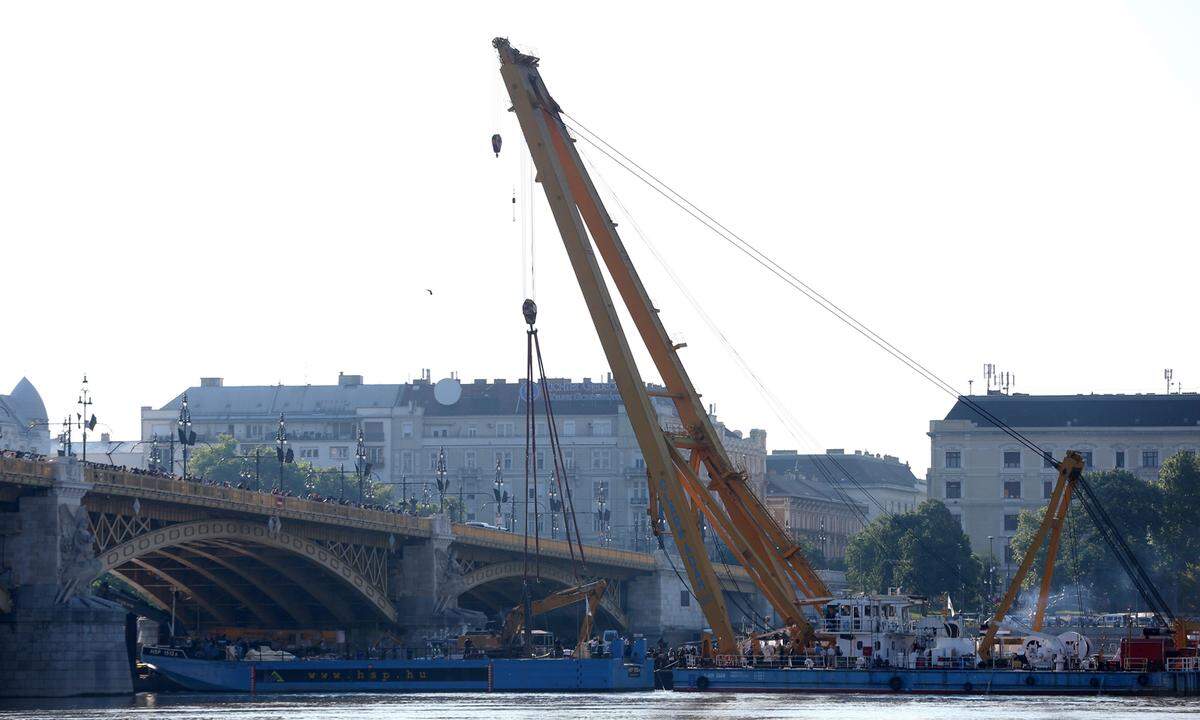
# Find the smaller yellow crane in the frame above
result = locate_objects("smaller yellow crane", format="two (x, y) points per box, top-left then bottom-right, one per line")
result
(459, 579), (609, 658)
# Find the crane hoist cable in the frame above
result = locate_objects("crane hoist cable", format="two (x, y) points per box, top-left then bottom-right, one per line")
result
(562, 112), (1051, 464)
(566, 111), (1186, 627)
(519, 298), (589, 579)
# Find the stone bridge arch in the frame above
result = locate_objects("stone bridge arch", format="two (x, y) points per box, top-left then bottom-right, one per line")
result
(456, 560), (627, 629)
(90, 519), (397, 623)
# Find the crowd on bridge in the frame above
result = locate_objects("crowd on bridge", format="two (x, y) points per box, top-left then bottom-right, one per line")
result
(2, 449), (426, 520)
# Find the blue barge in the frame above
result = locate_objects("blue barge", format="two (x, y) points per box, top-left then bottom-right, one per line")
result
(142, 638), (654, 693)
(671, 665), (1200, 695)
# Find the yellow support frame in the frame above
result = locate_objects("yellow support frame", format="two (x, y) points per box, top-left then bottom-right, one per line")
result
(978, 451), (1085, 660)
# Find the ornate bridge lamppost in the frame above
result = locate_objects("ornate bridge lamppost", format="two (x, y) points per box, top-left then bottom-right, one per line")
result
(177, 393), (196, 477)
(77, 374), (96, 464)
(493, 459), (511, 530)
(595, 485), (611, 547)
(547, 483), (561, 540)
(434, 446), (448, 515)
(355, 428), (372, 503)
(275, 413), (294, 492)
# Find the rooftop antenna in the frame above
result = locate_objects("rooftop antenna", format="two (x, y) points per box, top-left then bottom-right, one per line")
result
(1000, 371), (1014, 395)
(968, 379), (974, 395)
(983, 363), (997, 391)
(1164, 368), (1174, 394)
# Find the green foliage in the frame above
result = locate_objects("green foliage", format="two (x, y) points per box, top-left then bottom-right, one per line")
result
(1009, 453), (1200, 613)
(186, 435), (393, 502)
(845, 500), (983, 608)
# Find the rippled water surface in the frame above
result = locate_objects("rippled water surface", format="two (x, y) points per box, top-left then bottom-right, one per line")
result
(3, 692), (1200, 720)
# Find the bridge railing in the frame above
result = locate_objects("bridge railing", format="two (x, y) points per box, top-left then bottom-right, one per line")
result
(0, 455), (56, 482)
(450, 523), (655, 571)
(83, 465), (431, 536)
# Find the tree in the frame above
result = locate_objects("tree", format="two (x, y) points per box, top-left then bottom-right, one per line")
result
(1154, 451), (1200, 611)
(845, 500), (983, 609)
(1009, 465), (1192, 614)
(185, 435), (393, 502)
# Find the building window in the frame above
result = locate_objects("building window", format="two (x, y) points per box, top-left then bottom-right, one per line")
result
(401, 422), (413, 439)
(944, 451), (961, 469)
(1142, 450), (1159, 469)
(592, 420), (612, 437)
(247, 424), (264, 439)
(300, 447), (319, 459)
(680, 590), (690, 607)
(495, 451), (513, 471)
(428, 451), (439, 471)
(632, 453), (646, 470)
(497, 422), (514, 438)
(466, 424), (477, 438)
(1081, 451), (1093, 469)
(1042, 451), (1055, 469)
(367, 446), (384, 465)
(1043, 481), (1053, 499)
(401, 451), (413, 472)
(1004, 544), (1015, 564)
(536, 450), (546, 471)
(1003, 481), (1021, 499)
(363, 421), (384, 442)
(563, 449), (575, 470)
(563, 420), (576, 436)
(535, 421), (548, 436)
(1004, 514), (1019, 532)
(1003, 451), (1021, 469)
(945, 481), (961, 499)
(951, 512), (962, 526)
(464, 450), (476, 469)
(1115, 450), (1125, 469)
(330, 446), (348, 460)
(591, 449), (611, 470)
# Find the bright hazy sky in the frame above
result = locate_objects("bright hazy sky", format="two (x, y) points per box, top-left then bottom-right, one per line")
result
(3, 1), (1198, 475)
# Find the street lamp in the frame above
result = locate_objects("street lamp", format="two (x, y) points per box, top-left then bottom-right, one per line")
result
(493, 459), (510, 529)
(241, 447), (262, 490)
(987, 535), (996, 605)
(275, 413), (293, 492)
(547, 483), (561, 539)
(177, 393), (196, 477)
(595, 485), (611, 546)
(355, 428), (372, 503)
(77, 374), (96, 464)
(434, 446), (448, 515)
(148, 435), (163, 473)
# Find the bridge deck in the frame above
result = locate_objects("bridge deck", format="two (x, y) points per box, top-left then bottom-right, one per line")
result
(0, 457), (673, 576)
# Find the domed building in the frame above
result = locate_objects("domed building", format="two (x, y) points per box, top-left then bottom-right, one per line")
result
(0, 377), (51, 454)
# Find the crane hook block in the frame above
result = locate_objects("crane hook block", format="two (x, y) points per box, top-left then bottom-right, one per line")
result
(492, 133), (503, 157)
(522, 298), (538, 326)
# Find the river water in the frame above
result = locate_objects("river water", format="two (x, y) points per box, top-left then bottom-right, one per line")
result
(2, 692), (1199, 720)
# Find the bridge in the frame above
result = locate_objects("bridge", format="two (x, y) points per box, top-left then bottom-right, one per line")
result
(0, 454), (767, 696)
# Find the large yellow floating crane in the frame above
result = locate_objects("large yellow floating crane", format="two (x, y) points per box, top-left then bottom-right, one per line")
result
(494, 38), (829, 653)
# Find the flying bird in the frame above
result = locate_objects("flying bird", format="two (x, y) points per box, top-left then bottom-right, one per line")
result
(425, 289), (434, 296)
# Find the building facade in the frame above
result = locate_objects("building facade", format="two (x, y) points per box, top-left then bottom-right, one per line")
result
(141, 373), (768, 552)
(927, 392), (1200, 558)
(766, 448), (924, 523)
(0, 378), (50, 455)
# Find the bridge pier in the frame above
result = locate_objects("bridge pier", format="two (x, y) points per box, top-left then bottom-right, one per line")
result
(0, 457), (133, 698)
(393, 513), (455, 643)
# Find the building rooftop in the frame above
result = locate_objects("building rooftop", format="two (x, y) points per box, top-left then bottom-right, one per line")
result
(943, 392), (1200, 429)
(766, 449), (919, 491)
(155, 375), (681, 420)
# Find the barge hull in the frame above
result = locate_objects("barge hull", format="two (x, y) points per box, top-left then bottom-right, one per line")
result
(146, 655), (653, 693)
(672, 667), (1200, 695)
